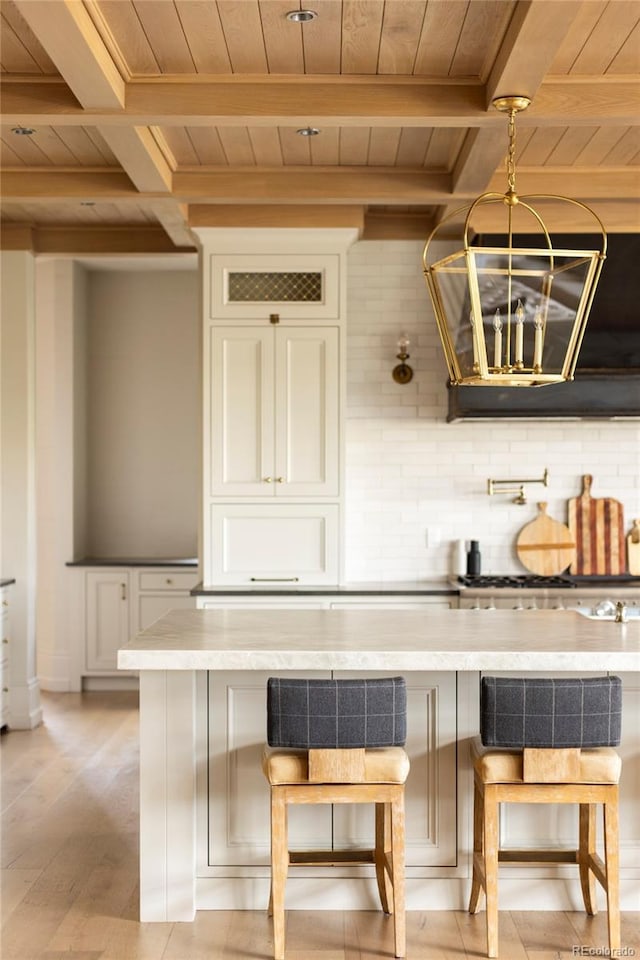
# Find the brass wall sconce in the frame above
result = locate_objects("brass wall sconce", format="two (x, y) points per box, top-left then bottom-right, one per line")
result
(392, 333), (413, 384)
(487, 467), (549, 504)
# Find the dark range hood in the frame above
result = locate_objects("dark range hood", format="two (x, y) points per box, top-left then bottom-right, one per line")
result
(447, 234), (640, 422)
(447, 374), (640, 421)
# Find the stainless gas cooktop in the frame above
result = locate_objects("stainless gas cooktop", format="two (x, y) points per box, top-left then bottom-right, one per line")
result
(457, 574), (640, 589)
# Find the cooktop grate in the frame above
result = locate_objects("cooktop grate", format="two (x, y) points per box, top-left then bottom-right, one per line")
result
(458, 574), (575, 589)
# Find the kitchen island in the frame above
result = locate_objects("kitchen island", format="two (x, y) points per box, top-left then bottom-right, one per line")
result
(118, 607), (640, 922)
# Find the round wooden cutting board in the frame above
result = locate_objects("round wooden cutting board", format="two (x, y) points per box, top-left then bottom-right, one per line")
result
(516, 502), (576, 576)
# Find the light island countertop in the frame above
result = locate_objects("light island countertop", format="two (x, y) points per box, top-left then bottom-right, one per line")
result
(118, 607), (640, 673)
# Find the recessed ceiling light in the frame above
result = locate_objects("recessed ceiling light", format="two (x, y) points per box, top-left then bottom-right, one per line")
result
(286, 9), (317, 22)
(12, 126), (36, 136)
(297, 126), (320, 136)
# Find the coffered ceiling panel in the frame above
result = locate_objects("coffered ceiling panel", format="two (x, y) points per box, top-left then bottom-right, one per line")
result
(0, 0), (638, 252)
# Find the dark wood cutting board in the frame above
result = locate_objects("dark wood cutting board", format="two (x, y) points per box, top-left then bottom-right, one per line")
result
(516, 502), (576, 575)
(568, 474), (626, 575)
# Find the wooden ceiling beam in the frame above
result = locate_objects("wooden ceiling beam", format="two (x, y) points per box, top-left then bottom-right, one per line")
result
(450, 1), (585, 207)
(11, 0), (124, 110)
(486, 168), (640, 201)
(9, 2), (193, 248)
(2, 76), (637, 126)
(486, 1), (583, 105)
(3, 167), (636, 206)
(36, 225), (194, 255)
(188, 205), (365, 231)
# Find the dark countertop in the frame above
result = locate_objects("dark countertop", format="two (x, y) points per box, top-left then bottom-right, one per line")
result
(0, 578), (16, 588)
(191, 580), (457, 597)
(67, 558), (198, 568)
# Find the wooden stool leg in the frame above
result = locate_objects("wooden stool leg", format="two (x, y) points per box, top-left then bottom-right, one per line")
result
(483, 784), (500, 959)
(270, 787), (288, 960)
(578, 803), (597, 916)
(603, 794), (621, 953)
(469, 777), (484, 914)
(375, 801), (392, 914)
(390, 790), (406, 958)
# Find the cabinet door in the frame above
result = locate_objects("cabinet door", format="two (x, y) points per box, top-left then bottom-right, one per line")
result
(332, 671), (458, 866)
(210, 327), (275, 496)
(207, 503), (339, 585)
(207, 670), (332, 866)
(274, 327), (339, 497)
(86, 571), (130, 671)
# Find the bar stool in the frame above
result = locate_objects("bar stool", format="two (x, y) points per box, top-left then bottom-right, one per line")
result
(469, 675), (622, 958)
(262, 676), (410, 960)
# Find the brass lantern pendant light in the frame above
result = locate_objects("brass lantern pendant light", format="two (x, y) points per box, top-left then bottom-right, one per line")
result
(422, 96), (607, 387)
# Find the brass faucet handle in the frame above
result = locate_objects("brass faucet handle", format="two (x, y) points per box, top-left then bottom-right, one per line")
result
(615, 601), (627, 623)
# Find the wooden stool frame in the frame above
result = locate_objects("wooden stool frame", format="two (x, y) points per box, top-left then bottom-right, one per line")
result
(267, 748), (406, 960)
(469, 747), (620, 959)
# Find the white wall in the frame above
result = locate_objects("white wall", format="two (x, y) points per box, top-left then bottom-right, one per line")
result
(1, 251), (42, 726)
(86, 270), (199, 558)
(345, 240), (640, 582)
(36, 260), (88, 690)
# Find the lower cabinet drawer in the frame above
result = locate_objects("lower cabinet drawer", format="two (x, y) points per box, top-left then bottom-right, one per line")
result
(138, 570), (199, 592)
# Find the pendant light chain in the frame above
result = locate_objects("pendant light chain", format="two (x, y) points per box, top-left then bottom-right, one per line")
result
(507, 107), (518, 195)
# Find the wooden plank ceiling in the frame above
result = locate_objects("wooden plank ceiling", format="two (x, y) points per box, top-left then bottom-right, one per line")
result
(0, 0), (638, 253)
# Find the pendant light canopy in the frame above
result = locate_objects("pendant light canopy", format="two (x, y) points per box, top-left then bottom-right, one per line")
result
(422, 96), (607, 387)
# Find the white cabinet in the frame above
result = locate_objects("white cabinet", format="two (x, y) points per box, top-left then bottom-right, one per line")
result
(206, 669), (457, 868)
(204, 323), (343, 586)
(1, 585), (11, 730)
(209, 326), (339, 498)
(84, 567), (198, 674)
(207, 670), (333, 866)
(206, 503), (339, 586)
(86, 571), (130, 672)
(208, 254), (340, 321)
(199, 232), (354, 590)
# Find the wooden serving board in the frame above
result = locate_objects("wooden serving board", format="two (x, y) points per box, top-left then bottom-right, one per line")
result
(568, 474), (625, 575)
(628, 519), (640, 576)
(516, 502), (576, 575)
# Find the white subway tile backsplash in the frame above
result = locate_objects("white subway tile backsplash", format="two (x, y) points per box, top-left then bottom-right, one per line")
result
(345, 239), (640, 583)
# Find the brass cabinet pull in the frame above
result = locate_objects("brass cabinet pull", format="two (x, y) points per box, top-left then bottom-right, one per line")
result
(263, 477), (273, 483)
(121, 583), (127, 601)
(165, 578), (173, 585)
(2, 600), (8, 607)
(250, 577), (300, 582)
(275, 477), (285, 483)
(2, 687), (8, 693)
(2, 638), (8, 644)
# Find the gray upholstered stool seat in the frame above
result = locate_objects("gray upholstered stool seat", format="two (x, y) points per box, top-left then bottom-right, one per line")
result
(469, 676), (622, 959)
(263, 677), (409, 960)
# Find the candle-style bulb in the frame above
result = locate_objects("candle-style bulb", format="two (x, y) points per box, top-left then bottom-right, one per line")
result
(514, 299), (524, 366)
(397, 333), (410, 352)
(493, 309), (503, 369)
(533, 306), (544, 369)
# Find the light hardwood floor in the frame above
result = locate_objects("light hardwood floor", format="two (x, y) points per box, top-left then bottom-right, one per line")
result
(1, 692), (638, 960)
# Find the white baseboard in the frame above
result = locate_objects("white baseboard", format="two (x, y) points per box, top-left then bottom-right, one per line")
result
(82, 675), (139, 691)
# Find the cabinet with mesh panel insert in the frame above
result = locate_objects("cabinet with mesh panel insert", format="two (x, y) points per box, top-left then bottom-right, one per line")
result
(198, 231), (355, 587)
(209, 255), (340, 321)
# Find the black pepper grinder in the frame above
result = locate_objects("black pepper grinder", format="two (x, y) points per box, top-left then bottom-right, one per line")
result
(467, 540), (481, 576)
